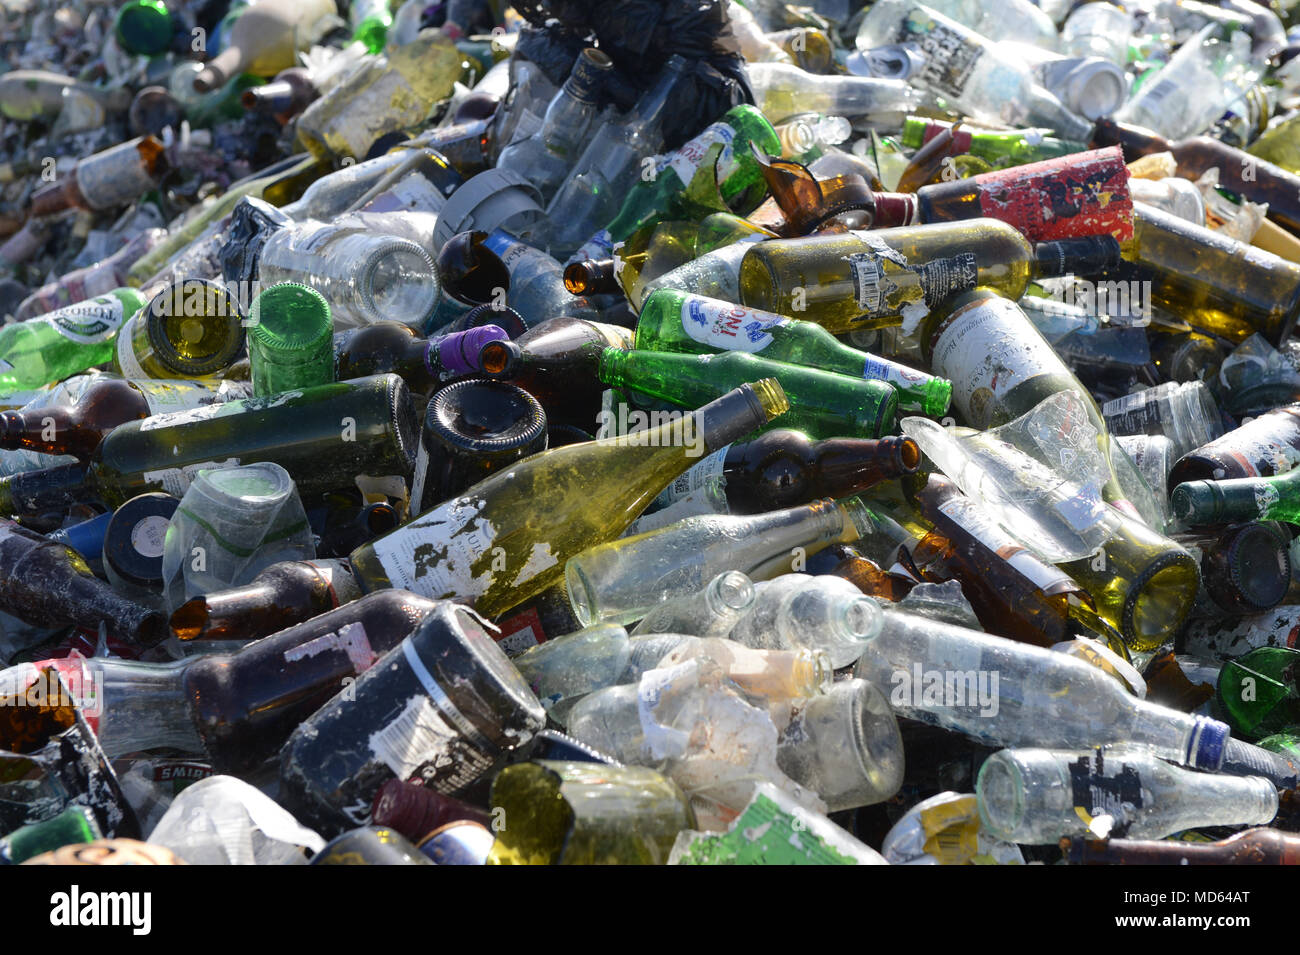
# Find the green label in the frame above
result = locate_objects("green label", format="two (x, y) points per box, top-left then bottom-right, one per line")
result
(672, 792), (864, 865)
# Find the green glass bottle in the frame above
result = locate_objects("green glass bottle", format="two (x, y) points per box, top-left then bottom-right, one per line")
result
(248, 283), (334, 396)
(350, 0), (393, 54)
(1172, 469), (1300, 526)
(577, 105), (783, 261)
(635, 289), (951, 416)
(1217, 647), (1300, 742)
(114, 0), (173, 56)
(0, 805), (101, 865)
(598, 348), (898, 440)
(114, 279), (245, 380)
(348, 380), (790, 618)
(900, 117), (1087, 164)
(0, 289), (147, 394)
(0, 374), (418, 513)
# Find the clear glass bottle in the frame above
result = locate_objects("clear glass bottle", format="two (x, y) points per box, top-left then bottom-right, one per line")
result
(977, 746), (1277, 844)
(724, 572), (886, 668)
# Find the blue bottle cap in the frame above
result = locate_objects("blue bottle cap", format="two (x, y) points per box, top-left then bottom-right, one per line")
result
(1189, 715), (1229, 771)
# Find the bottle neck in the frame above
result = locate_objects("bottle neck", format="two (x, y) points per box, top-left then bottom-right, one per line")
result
(1032, 236), (1122, 278)
(0, 462), (95, 518)
(85, 656), (205, 757)
(871, 192), (920, 227)
(1066, 829), (1297, 865)
(810, 437), (918, 498)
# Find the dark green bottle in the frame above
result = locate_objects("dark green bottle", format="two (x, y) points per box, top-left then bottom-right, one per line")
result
(0, 805), (100, 864)
(597, 347), (898, 439)
(0, 374), (417, 514)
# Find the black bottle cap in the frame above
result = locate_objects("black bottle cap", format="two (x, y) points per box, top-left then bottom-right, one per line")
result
(102, 492), (179, 589)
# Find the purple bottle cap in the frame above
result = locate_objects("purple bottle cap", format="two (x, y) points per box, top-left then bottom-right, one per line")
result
(432, 324), (509, 376)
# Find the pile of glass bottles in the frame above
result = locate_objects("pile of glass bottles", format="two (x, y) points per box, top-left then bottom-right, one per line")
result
(4, 0), (1300, 867)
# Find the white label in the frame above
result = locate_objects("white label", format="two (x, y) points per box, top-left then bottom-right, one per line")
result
(655, 445), (729, 508)
(141, 458), (241, 497)
(1207, 417), (1300, 477)
(936, 494), (1074, 593)
(361, 173), (448, 214)
(367, 496), (499, 600)
(115, 314), (148, 379)
(681, 296), (786, 353)
(931, 297), (1066, 429)
(138, 401), (228, 432)
(845, 231), (978, 328)
(283, 621), (375, 675)
(669, 121), (737, 187)
(130, 515), (170, 559)
(369, 694), (461, 781)
(42, 295), (127, 345)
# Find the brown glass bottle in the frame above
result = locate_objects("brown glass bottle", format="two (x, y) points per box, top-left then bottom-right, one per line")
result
(241, 67), (318, 125)
(183, 590), (440, 775)
(907, 473), (1088, 647)
(333, 322), (509, 395)
(804, 542), (916, 602)
(671, 429), (920, 515)
(475, 317), (634, 427)
(564, 259), (620, 296)
(1094, 119), (1300, 236)
(0, 378), (245, 461)
(170, 557), (363, 642)
(370, 778), (492, 842)
(29, 136), (168, 218)
(0, 518), (166, 646)
(1167, 404), (1300, 491)
(1064, 828), (1300, 865)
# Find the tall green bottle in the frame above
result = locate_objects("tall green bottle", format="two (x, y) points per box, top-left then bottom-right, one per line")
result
(635, 289), (951, 416)
(0, 374), (417, 513)
(598, 348), (898, 440)
(0, 289), (148, 394)
(349, 380), (790, 618)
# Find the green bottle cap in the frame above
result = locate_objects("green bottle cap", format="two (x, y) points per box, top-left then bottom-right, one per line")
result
(248, 283), (333, 356)
(115, 0), (173, 56)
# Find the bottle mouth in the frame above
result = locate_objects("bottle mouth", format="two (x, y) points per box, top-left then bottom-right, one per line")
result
(846, 679), (903, 802)
(427, 379), (548, 456)
(838, 595), (884, 644)
(144, 279), (245, 375)
(359, 240), (440, 325)
(564, 560), (600, 629)
(711, 570), (755, 612)
(976, 752), (1027, 842)
(476, 339), (517, 376)
(1124, 550), (1199, 651)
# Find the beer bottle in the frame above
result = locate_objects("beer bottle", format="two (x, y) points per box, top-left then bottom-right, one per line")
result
(0, 290), (148, 394)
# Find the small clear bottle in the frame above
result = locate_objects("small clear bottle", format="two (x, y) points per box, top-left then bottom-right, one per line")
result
(725, 573), (885, 668)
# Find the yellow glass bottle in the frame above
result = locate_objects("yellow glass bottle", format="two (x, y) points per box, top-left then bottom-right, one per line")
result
(349, 380), (790, 618)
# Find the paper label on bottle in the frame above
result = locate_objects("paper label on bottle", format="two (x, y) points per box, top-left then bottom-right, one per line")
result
(974, 149), (1134, 242)
(668, 121), (737, 187)
(1067, 752), (1143, 829)
(654, 445), (729, 508)
(929, 296), (1065, 429)
(141, 458), (242, 497)
(494, 606), (547, 656)
(681, 297), (786, 353)
(900, 12), (985, 100)
(670, 789), (872, 865)
(76, 149), (158, 211)
(481, 230), (530, 273)
(136, 390), (301, 431)
(638, 661), (695, 760)
(283, 621), (376, 675)
(114, 314), (148, 379)
(368, 693), (463, 782)
(361, 173), (449, 215)
(134, 378), (252, 415)
(936, 494), (1076, 593)
(129, 515), (170, 560)
(41, 295), (127, 345)
(845, 231), (978, 329)
(1204, 411), (1300, 478)
(862, 353), (927, 388)
(1100, 389), (1165, 436)
(367, 496), (500, 601)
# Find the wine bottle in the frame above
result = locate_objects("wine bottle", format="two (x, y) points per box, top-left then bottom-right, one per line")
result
(113, 279), (246, 381)
(0, 376), (249, 460)
(193, 0), (338, 92)
(738, 218), (1120, 334)
(0, 519), (167, 646)
(0, 374), (418, 515)
(597, 348), (898, 440)
(635, 289), (952, 415)
(348, 380), (790, 618)
(247, 283), (334, 396)
(1174, 468), (1300, 526)
(279, 603), (546, 836)
(1167, 404), (1300, 490)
